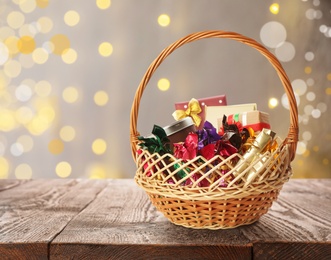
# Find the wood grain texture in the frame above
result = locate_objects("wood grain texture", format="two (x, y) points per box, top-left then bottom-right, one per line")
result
(0, 179), (330, 259)
(0, 179), (107, 259)
(50, 179), (251, 259)
(0, 180), (28, 192)
(241, 179), (331, 259)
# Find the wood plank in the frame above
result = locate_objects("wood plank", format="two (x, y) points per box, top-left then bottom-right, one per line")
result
(240, 179), (331, 259)
(51, 179), (252, 259)
(0, 179), (29, 192)
(0, 179), (107, 259)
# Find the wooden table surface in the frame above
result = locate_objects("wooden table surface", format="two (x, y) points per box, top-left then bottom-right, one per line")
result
(0, 179), (330, 260)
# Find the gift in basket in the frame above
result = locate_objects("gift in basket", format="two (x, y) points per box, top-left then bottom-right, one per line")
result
(130, 31), (299, 229)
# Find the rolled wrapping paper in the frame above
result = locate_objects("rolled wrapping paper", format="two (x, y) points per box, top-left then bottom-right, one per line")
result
(234, 128), (276, 179)
(244, 153), (270, 187)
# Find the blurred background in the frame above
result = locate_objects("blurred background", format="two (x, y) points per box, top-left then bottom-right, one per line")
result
(0, 0), (330, 179)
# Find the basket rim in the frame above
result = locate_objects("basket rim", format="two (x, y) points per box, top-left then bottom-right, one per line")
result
(130, 30), (299, 162)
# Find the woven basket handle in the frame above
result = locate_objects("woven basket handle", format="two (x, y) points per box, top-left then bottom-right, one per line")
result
(130, 30), (299, 162)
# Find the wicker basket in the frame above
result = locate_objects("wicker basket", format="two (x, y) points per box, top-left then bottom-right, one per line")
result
(130, 31), (299, 229)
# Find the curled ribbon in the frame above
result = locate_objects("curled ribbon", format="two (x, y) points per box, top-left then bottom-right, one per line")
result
(172, 98), (202, 127)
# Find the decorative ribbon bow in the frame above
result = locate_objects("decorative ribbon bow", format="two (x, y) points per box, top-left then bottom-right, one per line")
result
(172, 98), (202, 127)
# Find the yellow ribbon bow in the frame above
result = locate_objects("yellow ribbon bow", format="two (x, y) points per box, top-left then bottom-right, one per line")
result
(172, 98), (202, 127)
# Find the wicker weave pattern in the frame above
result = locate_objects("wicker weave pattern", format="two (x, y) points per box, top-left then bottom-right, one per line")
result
(130, 31), (299, 229)
(148, 191), (279, 229)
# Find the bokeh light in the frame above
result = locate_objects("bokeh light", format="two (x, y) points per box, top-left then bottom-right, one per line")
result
(36, 0), (49, 8)
(92, 138), (107, 155)
(88, 164), (107, 179)
(275, 41), (295, 62)
(158, 14), (171, 27)
(50, 34), (70, 55)
(37, 16), (53, 33)
(15, 84), (33, 102)
(56, 161), (72, 178)
(98, 42), (113, 57)
(269, 3), (280, 15)
(32, 48), (49, 64)
(35, 80), (52, 97)
(94, 91), (109, 106)
(157, 78), (170, 91)
(4, 59), (22, 78)
(17, 135), (34, 152)
(96, 0), (111, 10)
(60, 125), (76, 142)
(61, 48), (77, 64)
(15, 163), (33, 179)
(19, 0), (37, 14)
(48, 139), (64, 154)
(260, 21), (286, 48)
(268, 97), (279, 109)
(62, 86), (79, 103)
(10, 143), (24, 156)
(7, 11), (25, 29)
(0, 157), (10, 178)
(64, 10), (80, 27)
(0, 42), (9, 65)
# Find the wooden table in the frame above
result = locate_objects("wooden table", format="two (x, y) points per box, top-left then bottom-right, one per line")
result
(0, 179), (330, 260)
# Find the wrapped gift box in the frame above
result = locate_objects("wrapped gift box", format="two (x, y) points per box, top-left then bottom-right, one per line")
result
(205, 103), (257, 129)
(218, 110), (270, 133)
(174, 95), (227, 129)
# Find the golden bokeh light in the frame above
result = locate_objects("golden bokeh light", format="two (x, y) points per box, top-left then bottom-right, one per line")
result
(32, 48), (49, 64)
(18, 24), (36, 37)
(96, 0), (111, 10)
(157, 78), (170, 91)
(62, 86), (79, 103)
(17, 135), (34, 153)
(0, 27), (15, 41)
(17, 36), (36, 54)
(92, 138), (107, 155)
(0, 109), (16, 131)
(61, 48), (77, 64)
(4, 59), (22, 78)
(88, 164), (107, 179)
(0, 157), (10, 178)
(15, 106), (34, 124)
(56, 161), (72, 178)
(158, 14), (171, 27)
(48, 139), (64, 155)
(15, 163), (33, 179)
(50, 34), (70, 55)
(4, 36), (19, 56)
(36, 0), (49, 8)
(327, 73), (331, 81)
(35, 80), (52, 97)
(37, 16), (53, 33)
(326, 87), (331, 95)
(64, 10), (80, 26)
(0, 42), (9, 65)
(269, 3), (280, 15)
(38, 105), (55, 124)
(60, 125), (76, 142)
(98, 42), (113, 57)
(268, 97), (279, 109)
(27, 117), (49, 135)
(19, 0), (37, 14)
(7, 11), (25, 29)
(94, 90), (109, 106)
(304, 66), (312, 74)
